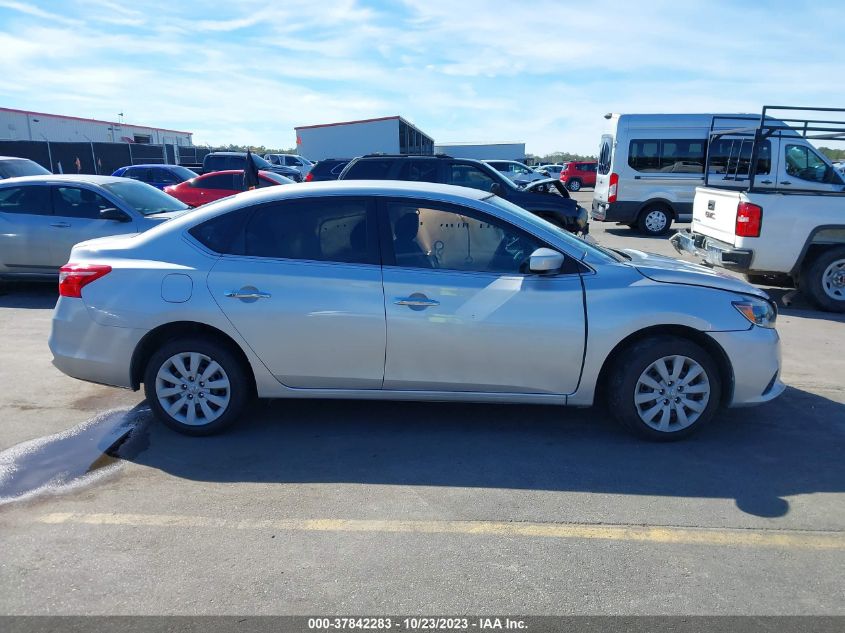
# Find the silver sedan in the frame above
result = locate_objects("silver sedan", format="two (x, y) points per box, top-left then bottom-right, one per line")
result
(49, 181), (784, 440)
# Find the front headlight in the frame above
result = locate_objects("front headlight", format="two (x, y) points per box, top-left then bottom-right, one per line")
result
(732, 297), (777, 328)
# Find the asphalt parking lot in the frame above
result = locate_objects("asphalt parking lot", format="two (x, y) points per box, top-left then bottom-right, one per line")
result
(1, 189), (843, 615)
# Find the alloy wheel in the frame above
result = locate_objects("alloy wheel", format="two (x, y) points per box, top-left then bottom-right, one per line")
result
(821, 258), (845, 301)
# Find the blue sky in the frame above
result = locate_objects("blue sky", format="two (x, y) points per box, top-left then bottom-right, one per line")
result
(0, 0), (842, 155)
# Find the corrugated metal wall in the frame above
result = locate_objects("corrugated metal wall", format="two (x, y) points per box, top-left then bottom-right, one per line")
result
(296, 119), (401, 161)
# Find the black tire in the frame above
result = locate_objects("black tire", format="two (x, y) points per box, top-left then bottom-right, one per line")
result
(637, 204), (672, 236)
(607, 335), (722, 441)
(143, 337), (251, 436)
(799, 246), (845, 313)
(567, 178), (582, 192)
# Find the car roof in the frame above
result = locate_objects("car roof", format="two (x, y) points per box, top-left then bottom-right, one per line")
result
(120, 163), (183, 169)
(206, 152), (246, 156)
(0, 174), (127, 185)
(0, 156), (36, 161)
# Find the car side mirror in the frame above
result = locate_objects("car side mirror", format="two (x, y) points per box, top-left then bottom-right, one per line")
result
(490, 182), (503, 196)
(528, 248), (565, 273)
(99, 207), (131, 222)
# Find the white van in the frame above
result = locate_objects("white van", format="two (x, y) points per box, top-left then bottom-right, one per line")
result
(592, 113), (777, 235)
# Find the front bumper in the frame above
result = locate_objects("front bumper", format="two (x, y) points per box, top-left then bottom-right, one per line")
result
(49, 297), (146, 389)
(708, 327), (785, 407)
(670, 229), (753, 271)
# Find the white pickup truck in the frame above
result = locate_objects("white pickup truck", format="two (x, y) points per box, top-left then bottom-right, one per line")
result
(672, 106), (845, 312)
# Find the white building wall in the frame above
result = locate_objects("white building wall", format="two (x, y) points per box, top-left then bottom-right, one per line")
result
(296, 118), (400, 161)
(0, 109), (193, 145)
(435, 143), (526, 161)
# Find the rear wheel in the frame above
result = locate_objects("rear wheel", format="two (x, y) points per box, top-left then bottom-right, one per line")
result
(637, 204), (672, 236)
(800, 246), (845, 313)
(607, 336), (721, 441)
(144, 337), (251, 435)
(567, 178), (582, 192)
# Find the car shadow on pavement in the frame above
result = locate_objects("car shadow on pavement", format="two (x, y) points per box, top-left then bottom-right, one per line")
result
(0, 283), (57, 309)
(126, 385), (845, 519)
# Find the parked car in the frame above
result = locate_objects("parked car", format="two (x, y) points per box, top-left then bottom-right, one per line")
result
(561, 161), (598, 192)
(0, 175), (188, 281)
(265, 154), (313, 177)
(672, 106), (845, 312)
(0, 156), (51, 179)
(202, 152), (302, 182)
(304, 158), (350, 182)
(112, 164), (197, 190)
(164, 170), (293, 207)
(592, 112), (777, 236)
(484, 160), (548, 186)
(338, 154), (587, 233)
(49, 180), (784, 440)
(537, 164), (565, 179)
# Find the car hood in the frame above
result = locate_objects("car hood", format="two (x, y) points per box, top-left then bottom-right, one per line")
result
(620, 248), (770, 298)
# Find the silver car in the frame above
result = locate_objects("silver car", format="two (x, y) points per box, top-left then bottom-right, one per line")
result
(48, 181), (785, 440)
(0, 175), (189, 280)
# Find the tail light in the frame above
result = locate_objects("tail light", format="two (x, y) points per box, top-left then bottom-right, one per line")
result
(735, 202), (762, 237)
(608, 172), (619, 203)
(304, 171), (314, 182)
(58, 264), (112, 298)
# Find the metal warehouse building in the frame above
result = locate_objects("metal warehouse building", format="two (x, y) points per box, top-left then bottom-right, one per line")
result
(0, 107), (193, 146)
(434, 142), (526, 161)
(295, 116), (434, 161)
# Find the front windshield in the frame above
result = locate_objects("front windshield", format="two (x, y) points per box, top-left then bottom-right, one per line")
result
(483, 194), (618, 263)
(101, 180), (189, 215)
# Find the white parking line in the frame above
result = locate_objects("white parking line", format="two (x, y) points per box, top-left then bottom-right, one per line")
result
(37, 512), (845, 550)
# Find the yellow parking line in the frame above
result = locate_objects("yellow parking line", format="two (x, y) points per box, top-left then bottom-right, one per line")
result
(37, 512), (845, 550)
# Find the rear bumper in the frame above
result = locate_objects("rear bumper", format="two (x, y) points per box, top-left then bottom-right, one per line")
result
(708, 327), (785, 407)
(591, 199), (640, 223)
(49, 297), (145, 389)
(670, 229), (753, 271)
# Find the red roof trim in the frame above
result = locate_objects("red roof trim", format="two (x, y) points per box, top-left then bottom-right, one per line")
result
(0, 107), (193, 135)
(295, 115), (400, 131)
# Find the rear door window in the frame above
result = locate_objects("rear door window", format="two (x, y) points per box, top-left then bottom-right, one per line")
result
(0, 186), (52, 215)
(397, 160), (439, 183)
(344, 159), (394, 179)
(708, 139), (771, 176)
(244, 198), (376, 264)
(598, 135), (613, 175)
(447, 164), (497, 192)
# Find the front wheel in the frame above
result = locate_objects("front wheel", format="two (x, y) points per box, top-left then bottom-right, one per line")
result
(144, 337), (251, 435)
(607, 336), (721, 441)
(800, 246), (845, 313)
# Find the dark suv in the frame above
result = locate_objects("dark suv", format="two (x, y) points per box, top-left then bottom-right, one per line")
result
(338, 155), (587, 233)
(202, 152), (302, 182)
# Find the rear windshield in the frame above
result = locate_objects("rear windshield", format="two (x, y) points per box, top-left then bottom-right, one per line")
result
(0, 159), (51, 179)
(101, 180), (189, 215)
(597, 135), (613, 175)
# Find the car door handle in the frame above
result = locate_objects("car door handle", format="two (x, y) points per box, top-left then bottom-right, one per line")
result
(225, 290), (271, 300)
(50, 222), (71, 228)
(780, 181), (792, 185)
(759, 179), (773, 184)
(395, 296), (439, 308)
